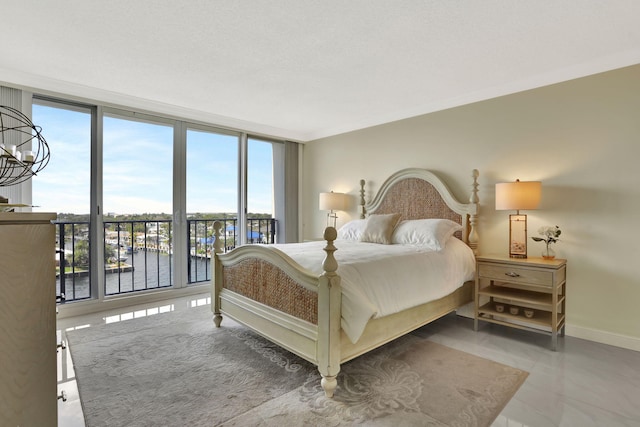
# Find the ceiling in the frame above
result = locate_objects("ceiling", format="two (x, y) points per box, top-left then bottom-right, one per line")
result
(1, 1), (640, 142)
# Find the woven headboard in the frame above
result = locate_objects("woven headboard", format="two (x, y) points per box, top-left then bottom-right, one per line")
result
(360, 168), (479, 252)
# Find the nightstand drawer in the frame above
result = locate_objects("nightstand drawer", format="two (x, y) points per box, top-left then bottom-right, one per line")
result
(478, 263), (553, 287)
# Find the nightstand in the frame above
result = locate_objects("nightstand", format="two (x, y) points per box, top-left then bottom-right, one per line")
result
(474, 255), (567, 350)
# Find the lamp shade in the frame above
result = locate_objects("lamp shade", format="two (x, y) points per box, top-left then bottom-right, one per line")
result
(495, 180), (541, 211)
(319, 192), (347, 211)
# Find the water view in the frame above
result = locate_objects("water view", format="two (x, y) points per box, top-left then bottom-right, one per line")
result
(57, 249), (212, 301)
(55, 216), (276, 303)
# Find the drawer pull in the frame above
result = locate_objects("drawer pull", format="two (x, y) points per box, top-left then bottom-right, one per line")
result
(505, 271), (520, 278)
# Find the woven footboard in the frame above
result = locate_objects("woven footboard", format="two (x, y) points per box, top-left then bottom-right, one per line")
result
(223, 258), (319, 324)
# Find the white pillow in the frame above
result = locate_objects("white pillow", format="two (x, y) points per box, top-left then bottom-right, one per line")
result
(337, 219), (368, 241)
(391, 218), (462, 251)
(360, 213), (402, 244)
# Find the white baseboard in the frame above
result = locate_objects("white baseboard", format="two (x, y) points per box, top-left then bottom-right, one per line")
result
(456, 303), (639, 353)
(565, 324), (640, 353)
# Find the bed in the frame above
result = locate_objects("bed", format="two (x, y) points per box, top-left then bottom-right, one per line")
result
(211, 168), (480, 397)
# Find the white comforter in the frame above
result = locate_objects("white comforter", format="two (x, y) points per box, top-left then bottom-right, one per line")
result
(270, 237), (475, 343)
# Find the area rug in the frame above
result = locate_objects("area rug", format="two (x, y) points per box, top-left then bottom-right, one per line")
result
(66, 305), (528, 426)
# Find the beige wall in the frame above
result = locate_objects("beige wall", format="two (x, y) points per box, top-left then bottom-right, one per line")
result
(302, 64), (640, 350)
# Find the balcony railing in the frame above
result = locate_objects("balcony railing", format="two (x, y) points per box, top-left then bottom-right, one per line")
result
(187, 217), (276, 283)
(55, 217), (276, 303)
(103, 219), (174, 296)
(56, 221), (91, 302)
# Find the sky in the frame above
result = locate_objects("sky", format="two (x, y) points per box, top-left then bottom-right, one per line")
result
(32, 103), (273, 216)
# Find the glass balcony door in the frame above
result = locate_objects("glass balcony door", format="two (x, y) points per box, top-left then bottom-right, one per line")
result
(32, 100), (93, 302)
(186, 127), (239, 283)
(102, 112), (175, 294)
(248, 137), (275, 244)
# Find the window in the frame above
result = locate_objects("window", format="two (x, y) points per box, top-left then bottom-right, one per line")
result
(186, 127), (239, 282)
(248, 138), (274, 216)
(103, 114), (174, 216)
(102, 113), (175, 293)
(31, 95), (293, 304)
(247, 137), (276, 245)
(32, 100), (92, 302)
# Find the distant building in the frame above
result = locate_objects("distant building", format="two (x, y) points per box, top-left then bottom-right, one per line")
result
(225, 225), (265, 243)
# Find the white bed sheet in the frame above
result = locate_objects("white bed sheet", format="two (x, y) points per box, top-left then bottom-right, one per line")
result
(269, 237), (475, 343)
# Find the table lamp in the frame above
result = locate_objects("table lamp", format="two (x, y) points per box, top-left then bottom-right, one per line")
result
(319, 191), (347, 228)
(495, 179), (541, 258)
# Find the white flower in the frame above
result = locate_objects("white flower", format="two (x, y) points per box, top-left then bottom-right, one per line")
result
(532, 225), (561, 245)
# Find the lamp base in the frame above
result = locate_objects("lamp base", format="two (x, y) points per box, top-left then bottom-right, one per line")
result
(326, 212), (337, 229)
(508, 214), (528, 258)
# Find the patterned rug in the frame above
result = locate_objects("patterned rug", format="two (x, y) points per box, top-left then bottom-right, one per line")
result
(66, 305), (527, 426)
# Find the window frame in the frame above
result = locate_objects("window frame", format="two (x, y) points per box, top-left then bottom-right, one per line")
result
(31, 94), (291, 306)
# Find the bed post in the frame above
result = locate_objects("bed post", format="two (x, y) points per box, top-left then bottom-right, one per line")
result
(359, 179), (366, 219)
(468, 169), (480, 255)
(212, 221), (224, 327)
(317, 226), (341, 398)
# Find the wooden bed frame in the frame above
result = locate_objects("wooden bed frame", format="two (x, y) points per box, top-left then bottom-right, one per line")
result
(211, 168), (479, 397)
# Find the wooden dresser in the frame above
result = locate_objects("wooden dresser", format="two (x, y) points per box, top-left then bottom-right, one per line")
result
(0, 212), (57, 426)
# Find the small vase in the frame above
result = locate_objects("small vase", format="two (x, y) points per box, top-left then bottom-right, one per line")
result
(542, 246), (556, 260)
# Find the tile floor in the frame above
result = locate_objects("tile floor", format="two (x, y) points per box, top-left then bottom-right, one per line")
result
(57, 293), (640, 426)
